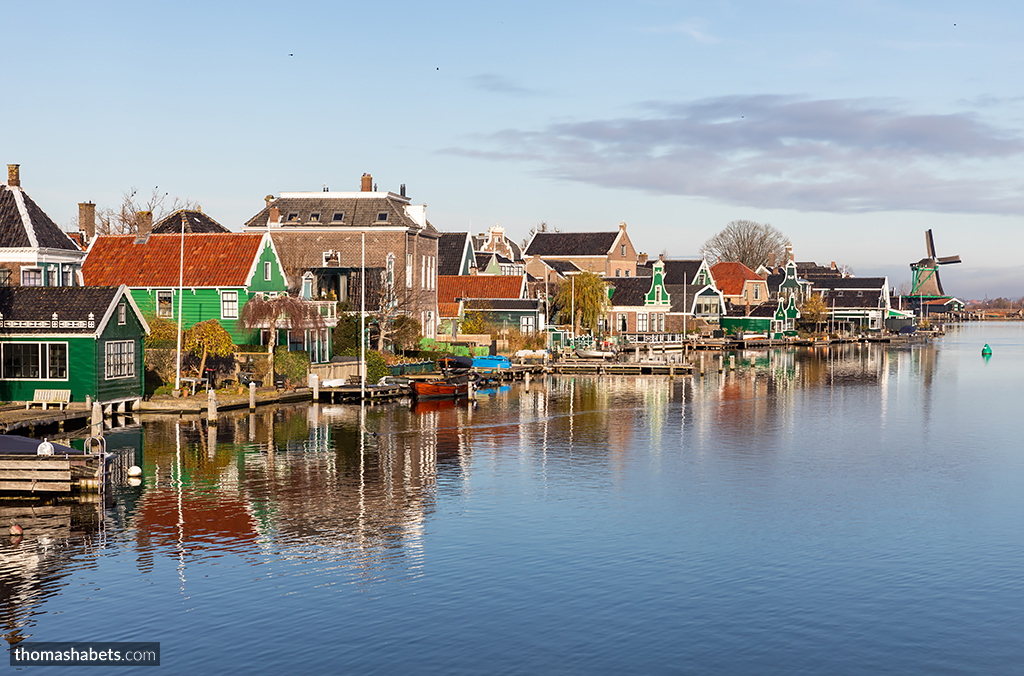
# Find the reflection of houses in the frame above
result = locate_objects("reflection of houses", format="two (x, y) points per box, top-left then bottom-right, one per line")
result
(242, 173), (440, 339)
(0, 164), (86, 287)
(0, 285), (148, 405)
(524, 222), (638, 278)
(82, 230), (300, 345)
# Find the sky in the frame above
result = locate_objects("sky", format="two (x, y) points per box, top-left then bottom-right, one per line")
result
(5, 0), (1024, 299)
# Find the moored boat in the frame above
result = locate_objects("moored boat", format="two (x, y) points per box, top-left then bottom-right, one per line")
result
(574, 348), (616, 360)
(410, 373), (478, 400)
(472, 355), (511, 371)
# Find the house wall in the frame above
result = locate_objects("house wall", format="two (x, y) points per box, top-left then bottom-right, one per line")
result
(0, 336), (96, 403)
(93, 307), (146, 402)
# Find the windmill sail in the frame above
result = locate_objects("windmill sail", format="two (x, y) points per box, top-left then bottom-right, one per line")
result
(911, 230), (960, 297)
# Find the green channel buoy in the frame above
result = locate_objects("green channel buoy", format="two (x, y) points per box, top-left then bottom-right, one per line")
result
(981, 343), (992, 356)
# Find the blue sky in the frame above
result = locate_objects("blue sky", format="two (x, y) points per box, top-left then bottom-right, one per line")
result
(5, 0), (1024, 298)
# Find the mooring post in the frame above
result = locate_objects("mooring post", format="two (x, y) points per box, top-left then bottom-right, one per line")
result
(208, 388), (217, 424)
(311, 373), (319, 401)
(249, 382), (256, 411)
(729, 355), (736, 371)
(700, 354), (705, 377)
(91, 401), (102, 437)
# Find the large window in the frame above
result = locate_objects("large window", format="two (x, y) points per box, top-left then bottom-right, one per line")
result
(1, 342), (68, 380)
(105, 340), (135, 379)
(48, 268), (59, 287)
(21, 268), (42, 286)
(221, 290), (239, 319)
(520, 316), (535, 333)
(157, 290), (173, 318)
(637, 313), (648, 332)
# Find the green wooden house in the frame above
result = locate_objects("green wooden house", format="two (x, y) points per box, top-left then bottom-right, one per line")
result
(721, 297), (800, 338)
(0, 285), (149, 407)
(82, 232), (289, 345)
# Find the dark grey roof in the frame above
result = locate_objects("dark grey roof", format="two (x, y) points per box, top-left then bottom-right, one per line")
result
(813, 277), (887, 290)
(545, 259), (582, 274)
(438, 232), (471, 276)
(820, 291), (884, 308)
(245, 194), (437, 232)
(153, 209), (230, 234)
(0, 185), (80, 251)
(607, 277), (652, 307)
(465, 298), (540, 311)
(640, 259), (703, 285)
(0, 286), (124, 334)
(475, 252), (496, 268)
(525, 232), (618, 257)
(797, 262), (842, 279)
(765, 273), (785, 290)
(666, 284), (716, 313)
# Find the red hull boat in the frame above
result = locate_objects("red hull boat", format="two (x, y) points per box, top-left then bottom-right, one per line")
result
(411, 379), (470, 399)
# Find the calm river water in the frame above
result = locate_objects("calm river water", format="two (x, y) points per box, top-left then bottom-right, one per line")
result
(3, 322), (1023, 674)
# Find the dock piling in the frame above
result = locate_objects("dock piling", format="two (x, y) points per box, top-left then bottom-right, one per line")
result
(249, 382), (256, 411)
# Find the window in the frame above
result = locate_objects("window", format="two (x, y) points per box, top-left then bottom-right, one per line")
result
(625, 270), (630, 277)
(655, 286), (662, 303)
(0, 269), (9, 286)
(2, 342), (68, 380)
(377, 212), (388, 222)
(621, 244), (626, 256)
(118, 302), (126, 325)
(754, 286), (760, 300)
(222, 290), (239, 319)
(62, 267), (74, 287)
(332, 212), (345, 222)
(618, 313), (628, 332)
(264, 261), (272, 281)
(157, 290), (173, 318)
(857, 291), (863, 297)
(615, 269), (621, 277)
(657, 313), (665, 332)
(406, 253), (413, 289)
(520, 316), (535, 333)
(308, 212), (321, 222)
(637, 313), (648, 332)
(48, 268), (59, 287)
(21, 269), (42, 286)
(286, 212), (299, 222)
(105, 341), (135, 379)
(386, 253), (395, 288)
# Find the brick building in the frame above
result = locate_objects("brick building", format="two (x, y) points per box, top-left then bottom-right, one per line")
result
(243, 174), (440, 338)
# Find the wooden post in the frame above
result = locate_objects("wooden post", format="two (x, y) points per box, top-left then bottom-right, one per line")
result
(208, 388), (217, 424)
(311, 373), (319, 401)
(91, 402), (102, 437)
(249, 382), (256, 411)
(729, 355), (736, 371)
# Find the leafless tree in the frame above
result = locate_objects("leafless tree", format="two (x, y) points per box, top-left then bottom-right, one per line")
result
(68, 187), (198, 235)
(522, 220), (559, 249)
(238, 294), (328, 376)
(363, 270), (428, 351)
(700, 220), (789, 270)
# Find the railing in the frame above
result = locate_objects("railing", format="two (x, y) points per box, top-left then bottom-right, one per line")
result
(309, 300), (338, 323)
(621, 333), (689, 344)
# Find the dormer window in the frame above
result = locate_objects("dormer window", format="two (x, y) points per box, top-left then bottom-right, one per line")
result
(332, 212), (345, 222)
(376, 212), (388, 222)
(309, 213), (321, 222)
(286, 213), (299, 222)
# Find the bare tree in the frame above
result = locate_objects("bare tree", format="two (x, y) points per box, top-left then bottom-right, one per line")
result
(239, 294), (328, 377)
(363, 270), (428, 352)
(72, 187), (198, 235)
(522, 220), (559, 250)
(700, 220), (789, 270)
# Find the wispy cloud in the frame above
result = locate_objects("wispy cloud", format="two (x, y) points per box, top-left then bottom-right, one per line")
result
(639, 19), (719, 43)
(467, 73), (540, 96)
(442, 95), (1024, 214)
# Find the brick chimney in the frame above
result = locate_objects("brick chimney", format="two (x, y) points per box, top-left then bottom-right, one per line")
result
(135, 211), (153, 243)
(361, 173), (373, 192)
(7, 164), (20, 187)
(269, 205), (280, 226)
(785, 242), (793, 262)
(78, 202), (96, 241)
(637, 253), (648, 266)
(768, 252), (776, 268)
(830, 260), (837, 270)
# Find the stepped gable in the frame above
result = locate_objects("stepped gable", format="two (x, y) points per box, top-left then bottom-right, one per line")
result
(82, 233), (265, 287)
(639, 259), (702, 285)
(525, 232), (619, 257)
(152, 209), (230, 234)
(0, 182), (79, 251)
(0, 286), (120, 333)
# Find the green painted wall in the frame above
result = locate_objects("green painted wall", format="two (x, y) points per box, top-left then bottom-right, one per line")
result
(721, 315), (771, 335)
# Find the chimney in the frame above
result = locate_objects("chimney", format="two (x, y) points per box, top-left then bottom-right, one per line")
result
(658, 253), (664, 263)
(830, 260), (837, 270)
(637, 253), (648, 266)
(135, 211), (153, 243)
(78, 202), (96, 241)
(785, 242), (793, 262)
(400, 184), (406, 198)
(269, 206), (280, 226)
(7, 164), (20, 187)
(769, 252), (776, 268)
(361, 173), (373, 192)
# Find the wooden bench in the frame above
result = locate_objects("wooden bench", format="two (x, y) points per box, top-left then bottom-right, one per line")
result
(26, 389), (72, 411)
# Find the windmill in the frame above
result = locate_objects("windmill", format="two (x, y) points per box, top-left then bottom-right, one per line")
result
(910, 229), (960, 297)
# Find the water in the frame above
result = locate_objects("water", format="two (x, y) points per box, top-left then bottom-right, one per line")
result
(3, 323), (1023, 674)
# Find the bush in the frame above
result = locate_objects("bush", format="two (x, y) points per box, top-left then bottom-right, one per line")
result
(340, 348), (388, 383)
(274, 347), (309, 386)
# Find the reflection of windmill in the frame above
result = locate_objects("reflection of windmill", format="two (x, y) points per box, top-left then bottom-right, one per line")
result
(910, 229), (960, 297)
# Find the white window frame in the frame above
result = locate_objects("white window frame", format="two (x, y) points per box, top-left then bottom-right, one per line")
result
(118, 302), (126, 325)
(221, 290), (239, 319)
(105, 340), (135, 379)
(21, 267), (43, 286)
(637, 312), (648, 332)
(520, 315), (535, 333)
(0, 342), (69, 380)
(406, 253), (413, 289)
(156, 290), (174, 318)
(264, 261), (272, 281)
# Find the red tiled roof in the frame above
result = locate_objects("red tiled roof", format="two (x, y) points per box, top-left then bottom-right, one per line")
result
(710, 261), (762, 296)
(437, 275), (525, 303)
(83, 233), (268, 287)
(438, 302), (461, 317)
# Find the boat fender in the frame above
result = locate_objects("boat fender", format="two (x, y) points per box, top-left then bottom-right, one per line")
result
(128, 465), (143, 477)
(10, 523), (23, 535)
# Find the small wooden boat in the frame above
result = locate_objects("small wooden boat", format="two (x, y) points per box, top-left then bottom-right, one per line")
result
(411, 373), (477, 400)
(574, 348), (616, 360)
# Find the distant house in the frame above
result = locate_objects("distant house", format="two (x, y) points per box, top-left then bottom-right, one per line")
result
(721, 297), (800, 338)
(524, 222), (639, 278)
(0, 164), (86, 287)
(710, 261), (769, 308)
(604, 257), (672, 337)
(638, 257), (722, 328)
(437, 274), (541, 334)
(80, 232), (336, 359)
(0, 285), (148, 408)
(438, 232), (476, 276)
(152, 208), (231, 234)
(811, 277), (891, 331)
(473, 224), (523, 264)
(241, 173), (440, 338)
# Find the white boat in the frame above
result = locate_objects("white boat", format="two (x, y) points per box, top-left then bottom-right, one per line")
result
(574, 348), (616, 360)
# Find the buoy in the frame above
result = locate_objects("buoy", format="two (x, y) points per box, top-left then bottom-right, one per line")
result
(36, 440), (54, 456)
(982, 344), (992, 356)
(128, 465), (142, 477)
(10, 524), (23, 535)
